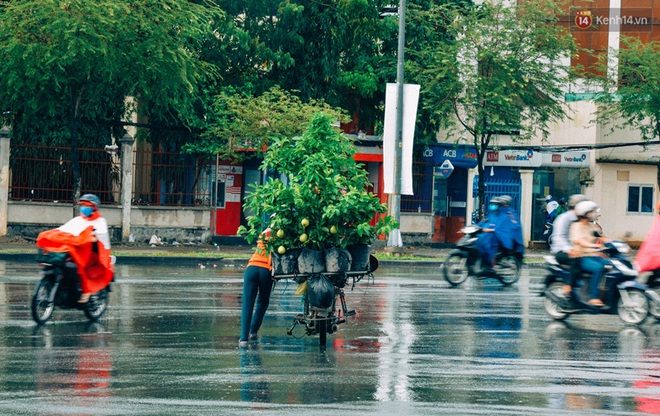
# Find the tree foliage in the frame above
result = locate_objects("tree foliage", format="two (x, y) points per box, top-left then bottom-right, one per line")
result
(183, 86), (347, 160)
(597, 37), (660, 142)
(411, 0), (578, 217)
(0, 0), (223, 203)
(238, 113), (395, 252)
(213, 0), (395, 134)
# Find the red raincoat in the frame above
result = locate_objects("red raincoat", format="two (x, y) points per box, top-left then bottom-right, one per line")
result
(635, 214), (660, 273)
(36, 217), (114, 294)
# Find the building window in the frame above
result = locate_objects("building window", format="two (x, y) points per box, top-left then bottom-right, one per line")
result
(627, 185), (654, 214)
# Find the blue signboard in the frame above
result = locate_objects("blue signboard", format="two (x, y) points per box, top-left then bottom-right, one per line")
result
(423, 144), (478, 168)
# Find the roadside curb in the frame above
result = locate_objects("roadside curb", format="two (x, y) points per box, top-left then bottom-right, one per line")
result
(0, 252), (547, 269)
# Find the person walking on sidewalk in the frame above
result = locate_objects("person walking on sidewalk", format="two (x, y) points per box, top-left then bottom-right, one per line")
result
(239, 229), (273, 347)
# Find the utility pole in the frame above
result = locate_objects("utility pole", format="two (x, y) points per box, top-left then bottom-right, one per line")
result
(387, 0), (406, 247)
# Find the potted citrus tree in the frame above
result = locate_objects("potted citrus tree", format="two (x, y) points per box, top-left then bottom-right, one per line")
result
(238, 113), (397, 273)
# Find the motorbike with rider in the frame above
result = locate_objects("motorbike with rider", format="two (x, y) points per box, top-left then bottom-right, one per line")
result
(543, 200), (653, 324)
(634, 201), (660, 319)
(443, 195), (524, 286)
(31, 194), (114, 324)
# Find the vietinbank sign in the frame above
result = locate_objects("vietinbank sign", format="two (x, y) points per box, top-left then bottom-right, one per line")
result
(544, 151), (589, 167)
(484, 150), (589, 168)
(484, 150), (541, 167)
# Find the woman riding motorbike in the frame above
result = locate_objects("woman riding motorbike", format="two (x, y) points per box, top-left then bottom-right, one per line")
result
(36, 194), (114, 303)
(569, 201), (612, 307)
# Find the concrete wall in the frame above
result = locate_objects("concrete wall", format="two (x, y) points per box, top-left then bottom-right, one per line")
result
(7, 201), (212, 243)
(591, 163), (657, 245)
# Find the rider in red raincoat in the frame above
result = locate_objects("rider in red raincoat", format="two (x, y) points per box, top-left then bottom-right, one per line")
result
(36, 194), (114, 303)
(635, 201), (660, 274)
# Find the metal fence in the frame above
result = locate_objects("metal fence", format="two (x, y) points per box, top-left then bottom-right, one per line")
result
(401, 161), (433, 213)
(10, 144), (121, 204)
(9, 143), (212, 207)
(132, 148), (212, 207)
(482, 178), (522, 212)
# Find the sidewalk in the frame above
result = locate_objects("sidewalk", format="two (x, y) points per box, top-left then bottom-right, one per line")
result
(0, 235), (554, 266)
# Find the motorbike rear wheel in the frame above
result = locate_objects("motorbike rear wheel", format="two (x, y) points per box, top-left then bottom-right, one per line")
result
(443, 253), (469, 287)
(618, 289), (649, 325)
(544, 282), (569, 321)
(318, 316), (328, 349)
(31, 279), (55, 325)
(497, 255), (521, 286)
(84, 288), (109, 322)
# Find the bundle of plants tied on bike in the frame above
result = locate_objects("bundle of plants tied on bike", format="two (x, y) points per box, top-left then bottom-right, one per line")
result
(238, 113), (397, 274)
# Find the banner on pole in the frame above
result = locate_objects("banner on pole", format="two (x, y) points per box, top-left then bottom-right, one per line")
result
(383, 83), (420, 195)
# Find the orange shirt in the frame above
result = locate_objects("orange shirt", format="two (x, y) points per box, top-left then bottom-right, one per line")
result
(247, 230), (272, 270)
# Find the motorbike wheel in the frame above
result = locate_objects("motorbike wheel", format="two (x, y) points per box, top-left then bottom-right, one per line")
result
(83, 288), (109, 322)
(497, 255), (521, 286)
(618, 289), (649, 325)
(318, 316), (328, 349)
(31, 279), (55, 325)
(649, 289), (660, 320)
(544, 282), (569, 321)
(443, 253), (469, 287)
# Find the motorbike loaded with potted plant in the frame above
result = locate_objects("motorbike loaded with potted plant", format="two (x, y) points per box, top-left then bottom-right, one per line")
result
(238, 113), (396, 349)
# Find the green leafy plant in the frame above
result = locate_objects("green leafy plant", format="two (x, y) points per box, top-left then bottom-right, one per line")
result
(238, 113), (397, 253)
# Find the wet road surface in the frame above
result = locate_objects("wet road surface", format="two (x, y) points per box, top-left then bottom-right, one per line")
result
(1, 260), (660, 415)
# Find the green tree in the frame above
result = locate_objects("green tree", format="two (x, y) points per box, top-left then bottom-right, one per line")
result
(597, 37), (660, 141)
(238, 113), (396, 252)
(596, 37), (660, 188)
(219, 0), (393, 133)
(0, 0), (223, 205)
(183, 86), (347, 160)
(411, 0), (577, 217)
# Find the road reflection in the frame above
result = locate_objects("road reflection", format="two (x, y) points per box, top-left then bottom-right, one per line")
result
(0, 260), (659, 414)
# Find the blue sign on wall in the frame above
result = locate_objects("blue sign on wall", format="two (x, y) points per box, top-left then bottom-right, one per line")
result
(423, 144), (478, 168)
(436, 159), (455, 178)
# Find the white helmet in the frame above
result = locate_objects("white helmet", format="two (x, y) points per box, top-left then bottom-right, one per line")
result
(574, 200), (599, 217)
(568, 194), (588, 209)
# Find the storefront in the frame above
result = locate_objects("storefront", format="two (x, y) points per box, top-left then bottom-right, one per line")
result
(484, 149), (589, 242)
(423, 144), (478, 243)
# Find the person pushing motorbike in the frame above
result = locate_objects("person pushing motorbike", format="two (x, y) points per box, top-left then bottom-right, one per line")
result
(36, 194), (114, 303)
(549, 194), (589, 296)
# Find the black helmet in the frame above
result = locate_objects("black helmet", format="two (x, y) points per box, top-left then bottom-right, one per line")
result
(79, 194), (100, 210)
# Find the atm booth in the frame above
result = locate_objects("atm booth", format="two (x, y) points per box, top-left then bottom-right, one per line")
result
(210, 162), (244, 236)
(424, 144), (478, 243)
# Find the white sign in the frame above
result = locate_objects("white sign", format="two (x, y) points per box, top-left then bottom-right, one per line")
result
(541, 151), (589, 167)
(383, 83), (420, 195)
(483, 149), (542, 167)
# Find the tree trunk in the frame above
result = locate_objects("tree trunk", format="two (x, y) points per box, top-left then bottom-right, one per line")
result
(476, 145), (486, 222)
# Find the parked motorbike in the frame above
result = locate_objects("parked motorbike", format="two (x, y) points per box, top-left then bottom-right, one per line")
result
(443, 224), (523, 287)
(542, 241), (659, 325)
(31, 250), (112, 325)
